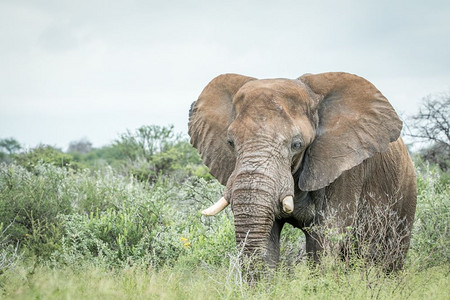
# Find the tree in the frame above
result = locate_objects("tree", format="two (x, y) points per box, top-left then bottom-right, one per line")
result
(0, 138), (21, 163)
(114, 125), (178, 161)
(407, 91), (450, 171)
(14, 145), (80, 171)
(111, 125), (207, 182)
(67, 138), (93, 154)
(0, 138), (21, 155)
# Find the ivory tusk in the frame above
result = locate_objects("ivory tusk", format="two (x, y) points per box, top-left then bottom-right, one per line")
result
(201, 197), (229, 216)
(282, 196), (294, 214)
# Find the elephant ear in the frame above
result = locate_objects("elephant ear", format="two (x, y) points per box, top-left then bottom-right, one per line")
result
(298, 72), (402, 191)
(188, 74), (257, 185)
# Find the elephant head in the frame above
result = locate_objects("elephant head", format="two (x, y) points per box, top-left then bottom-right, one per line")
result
(188, 72), (402, 266)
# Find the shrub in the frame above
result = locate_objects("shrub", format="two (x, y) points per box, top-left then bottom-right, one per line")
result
(0, 138), (21, 164)
(52, 177), (185, 268)
(406, 91), (450, 172)
(117, 140), (206, 183)
(110, 125), (206, 182)
(14, 145), (80, 172)
(49, 175), (236, 269)
(0, 158), (229, 268)
(54, 210), (184, 268)
(0, 163), (72, 259)
(114, 125), (178, 161)
(62, 125), (209, 182)
(0, 222), (20, 274)
(1, 138), (448, 283)
(409, 162), (450, 267)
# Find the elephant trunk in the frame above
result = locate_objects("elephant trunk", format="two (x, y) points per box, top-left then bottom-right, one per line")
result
(230, 166), (290, 268)
(233, 200), (283, 268)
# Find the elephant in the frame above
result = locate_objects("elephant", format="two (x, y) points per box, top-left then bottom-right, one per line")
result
(188, 72), (417, 271)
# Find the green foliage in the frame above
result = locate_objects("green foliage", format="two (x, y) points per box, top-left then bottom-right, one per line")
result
(55, 210), (181, 268)
(70, 145), (123, 169)
(121, 141), (205, 182)
(0, 124), (449, 298)
(14, 145), (80, 172)
(406, 90), (450, 171)
(67, 138), (93, 154)
(0, 138), (21, 155)
(52, 175), (233, 269)
(0, 164), (73, 259)
(68, 125), (209, 182)
(112, 125), (205, 182)
(0, 138), (21, 164)
(0, 222), (20, 274)
(409, 162), (450, 267)
(52, 178), (184, 268)
(0, 159), (230, 269)
(114, 125), (177, 161)
(1, 259), (448, 299)
(418, 142), (450, 172)
(1, 139), (449, 272)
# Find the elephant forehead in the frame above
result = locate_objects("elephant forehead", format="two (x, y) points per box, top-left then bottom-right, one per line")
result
(233, 79), (313, 114)
(232, 101), (292, 130)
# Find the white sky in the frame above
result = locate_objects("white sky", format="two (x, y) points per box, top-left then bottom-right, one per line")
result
(1, 0), (449, 150)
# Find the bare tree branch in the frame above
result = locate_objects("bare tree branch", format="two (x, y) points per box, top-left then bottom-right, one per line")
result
(406, 91), (450, 171)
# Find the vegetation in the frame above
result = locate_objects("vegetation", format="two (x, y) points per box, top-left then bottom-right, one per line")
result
(406, 91), (450, 171)
(0, 138), (21, 164)
(0, 120), (449, 299)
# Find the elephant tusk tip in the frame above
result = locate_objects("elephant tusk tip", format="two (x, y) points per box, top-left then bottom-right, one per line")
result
(201, 209), (212, 216)
(282, 195), (294, 214)
(201, 197), (229, 217)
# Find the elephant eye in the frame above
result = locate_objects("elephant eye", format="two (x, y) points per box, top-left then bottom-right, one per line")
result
(291, 140), (302, 151)
(227, 139), (235, 148)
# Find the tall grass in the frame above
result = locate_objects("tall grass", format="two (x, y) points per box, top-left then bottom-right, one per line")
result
(409, 161), (450, 268)
(1, 260), (448, 299)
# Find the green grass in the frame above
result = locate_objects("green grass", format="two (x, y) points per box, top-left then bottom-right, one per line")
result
(1, 261), (448, 299)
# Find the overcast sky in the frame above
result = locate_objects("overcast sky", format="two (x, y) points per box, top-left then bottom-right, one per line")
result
(1, 0), (449, 149)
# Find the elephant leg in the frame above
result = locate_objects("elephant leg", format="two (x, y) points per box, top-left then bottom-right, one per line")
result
(304, 230), (323, 263)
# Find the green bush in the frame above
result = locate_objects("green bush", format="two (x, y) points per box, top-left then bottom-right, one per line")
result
(0, 163), (72, 259)
(114, 125), (177, 160)
(70, 145), (123, 170)
(110, 125), (206, 182)
(0, 222), (20, 274)
(1, 132), (449, 294)
(117, 140), (206, 183)
(0, 157), (233, 268)
(2, 156), (448, 270)
(68, 125), (209, 182)
(51, 176), (233, 269)
(0, 138), (21, 164)
(14, 145), (80, 172)
(54, 210), (184, 268)
(409, 162), (450, 267)
(52, 177), (184, 268)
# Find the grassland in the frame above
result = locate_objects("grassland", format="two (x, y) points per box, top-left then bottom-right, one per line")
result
(0, 128), (448, 299)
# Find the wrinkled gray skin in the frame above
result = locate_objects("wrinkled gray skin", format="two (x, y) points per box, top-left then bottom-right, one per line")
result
(189, 72), (417, 270)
